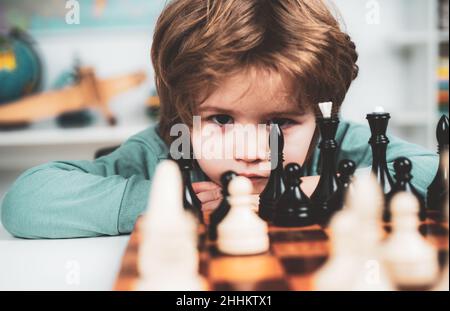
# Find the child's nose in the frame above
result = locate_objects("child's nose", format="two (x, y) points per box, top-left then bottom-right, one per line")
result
(232, 126), (269, 163)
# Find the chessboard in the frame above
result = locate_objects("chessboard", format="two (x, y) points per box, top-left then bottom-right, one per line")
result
(113, 211), (449, 291)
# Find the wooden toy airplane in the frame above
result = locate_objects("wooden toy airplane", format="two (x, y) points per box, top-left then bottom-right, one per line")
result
(0, 66), (146, 127)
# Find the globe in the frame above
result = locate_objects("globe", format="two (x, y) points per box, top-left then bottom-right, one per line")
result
(0, 28), (42, 105)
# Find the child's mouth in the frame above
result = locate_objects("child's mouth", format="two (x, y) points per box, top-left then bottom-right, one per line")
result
(238, 174), (268, 186)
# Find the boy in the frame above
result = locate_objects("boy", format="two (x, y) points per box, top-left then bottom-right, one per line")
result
(1, 0), (438, 239)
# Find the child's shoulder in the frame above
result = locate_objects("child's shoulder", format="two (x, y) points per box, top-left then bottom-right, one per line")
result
(125, 123), (169, 160)
(131, 123), (209, 182)
(336, 119), (371, 148)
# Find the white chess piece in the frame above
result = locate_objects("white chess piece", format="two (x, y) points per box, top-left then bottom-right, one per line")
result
(217, 176), (269, 255)
(382, 192), (439, 289)
(315, 175), (394, 291)
(345, 174), (394, 291)
(314, 210), (361, 290)
(138, 160), (204, 291)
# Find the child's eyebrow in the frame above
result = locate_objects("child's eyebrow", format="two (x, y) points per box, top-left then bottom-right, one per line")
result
(197, 105), (234, 114)
(269, 108), (307, 117)
(197, 104), (307, 117)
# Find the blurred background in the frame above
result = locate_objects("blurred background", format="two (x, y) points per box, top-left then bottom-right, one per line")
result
(0, 0), (449, 203)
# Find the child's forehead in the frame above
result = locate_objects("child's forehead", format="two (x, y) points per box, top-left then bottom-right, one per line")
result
(197, 68), (302, 112)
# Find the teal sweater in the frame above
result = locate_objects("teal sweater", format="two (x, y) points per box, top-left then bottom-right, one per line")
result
(0, 121), (439, 239)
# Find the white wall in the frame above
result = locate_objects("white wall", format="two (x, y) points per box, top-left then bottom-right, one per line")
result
(333, 0), (437, 145)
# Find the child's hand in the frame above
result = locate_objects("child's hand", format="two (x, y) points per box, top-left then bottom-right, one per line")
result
(192, 176), (319, 212)
(300, 176), (321, 197)
(192, 182), (223, 212)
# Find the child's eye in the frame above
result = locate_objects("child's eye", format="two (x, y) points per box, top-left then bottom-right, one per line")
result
(208, 114), (234, 126)
(269, 118), (297, 129)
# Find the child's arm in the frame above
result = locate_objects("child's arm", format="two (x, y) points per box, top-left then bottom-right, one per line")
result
(1, 126), (167, 239)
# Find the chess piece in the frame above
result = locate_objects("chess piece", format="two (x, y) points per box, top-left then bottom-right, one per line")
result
(310, 102), (340, 226)
(273, 163), (316, 227)
(218, 176), (270, 255)
(314, 210), (361, 290)
(427, 115), (449, 221)
(324, 159), (356, 225)
(345, 174), (394, 291)
(316, 175), (394, 291)
(382, 192), (439, 290)
(208, 171), (237, 240)
(259, 123), (286, 221)
(138, 160), (204, 290)
(385, 157), (426, 222)
(170, 149), (204, 223)
(336, 159), (356, 207)
(366, 106), (395, 197)
(434, 152), (449, 291)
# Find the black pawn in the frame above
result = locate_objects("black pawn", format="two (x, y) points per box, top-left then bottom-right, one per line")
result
(310, 116), (340, 225)
(337, 159), (356, 197)
(427, 115), (449, 221)
(259, 124), (286, 221)
(385, 157), (426, 222)
(175, 152), (204, 223)
(325, 159), (357, 225)
(273, 163), (315, 227)
(208, 171), (237, 240)
(366, 110), (395, 197)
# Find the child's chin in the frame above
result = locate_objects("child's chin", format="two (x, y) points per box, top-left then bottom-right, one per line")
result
(248, 177), (268, 193)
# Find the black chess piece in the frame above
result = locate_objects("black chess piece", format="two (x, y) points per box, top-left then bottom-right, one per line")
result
(324, 159), (356, 225)
(208, 171), (237, 240)
(259, 123), (286, 222)
(310, 116), (340, 225)
(385, 157), (426, 222)
(273, 163), (316, 227)
(337, 159), (356, 199)
(366, 110), (395, 197)
(427, 115), (449, 221)
(170, 150), (204, 223)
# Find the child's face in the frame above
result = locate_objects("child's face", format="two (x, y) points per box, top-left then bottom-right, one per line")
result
(192, 68), (316, 194)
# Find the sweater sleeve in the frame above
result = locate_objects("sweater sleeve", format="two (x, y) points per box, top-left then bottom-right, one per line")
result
(0, 126), (168, 239)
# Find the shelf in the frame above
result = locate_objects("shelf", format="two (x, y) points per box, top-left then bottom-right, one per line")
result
(389, 31), (432, 46)
(0, 124), (150, 147)
(438, 31), (450, 43)
(389, 30), (449, 46)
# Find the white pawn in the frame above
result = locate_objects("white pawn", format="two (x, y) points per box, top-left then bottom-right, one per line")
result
(382, 192), (439, 289)
(217, 176), (269, 255)
(315, 175), (394, 291)
(138, 160), (204, 291)
(345, 174), (394, 291)
(314, 210), (361, 290)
